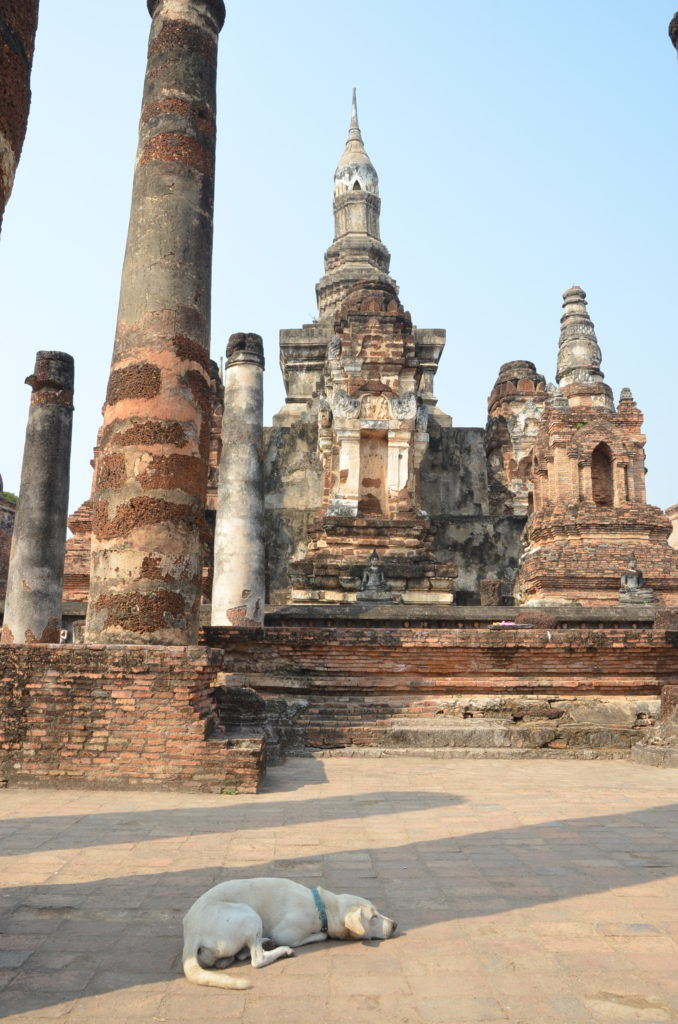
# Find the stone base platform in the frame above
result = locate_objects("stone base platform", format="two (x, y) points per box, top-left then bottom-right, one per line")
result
(309, 716), (647, 757)
(4, 605), (678, 793)
(631, 743), (678, 767)
(313, 745), (632, 760)
(629, 680), (678, 768)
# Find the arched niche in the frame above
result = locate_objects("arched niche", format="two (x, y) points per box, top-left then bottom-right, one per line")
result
(591, 442), (614, 506)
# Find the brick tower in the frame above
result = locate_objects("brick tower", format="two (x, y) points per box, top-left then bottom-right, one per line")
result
(516, 287), (678, 605)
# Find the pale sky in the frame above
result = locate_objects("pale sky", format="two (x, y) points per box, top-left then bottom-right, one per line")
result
(1, 1), (676, 515)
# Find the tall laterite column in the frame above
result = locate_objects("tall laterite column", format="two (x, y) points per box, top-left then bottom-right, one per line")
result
(85, 0), (226, 645)
(2, 352), (74, 644)
(211, 334), (265, 627)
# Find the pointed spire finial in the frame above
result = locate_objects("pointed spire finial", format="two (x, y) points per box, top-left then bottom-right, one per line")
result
(334, 88), (379, 198)
(348, 87), (362, 142)
(556, 285), (611, 406)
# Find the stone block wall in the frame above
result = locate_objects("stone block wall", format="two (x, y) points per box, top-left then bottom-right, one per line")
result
(0, 643), (264, 792)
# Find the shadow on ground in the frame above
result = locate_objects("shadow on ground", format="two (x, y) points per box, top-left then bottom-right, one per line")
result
(1, 785), (678, 1016)
(0, 789), (463, 855)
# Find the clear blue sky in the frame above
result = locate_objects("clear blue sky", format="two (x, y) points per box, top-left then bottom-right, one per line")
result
(0, 1), (676, 515)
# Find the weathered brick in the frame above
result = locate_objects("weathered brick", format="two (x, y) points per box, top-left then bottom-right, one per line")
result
(0, 644), (264, 792)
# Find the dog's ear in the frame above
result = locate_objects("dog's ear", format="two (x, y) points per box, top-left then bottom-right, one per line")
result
(344, 906), (367, 938)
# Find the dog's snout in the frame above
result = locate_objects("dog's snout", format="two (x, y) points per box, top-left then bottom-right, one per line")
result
(391, 920), (397, 934)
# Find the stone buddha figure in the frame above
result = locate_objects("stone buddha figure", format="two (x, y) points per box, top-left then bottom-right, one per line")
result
(621, 556), (643, 590)
(620, 555), (654, 604)
(359, 550), (391, 601)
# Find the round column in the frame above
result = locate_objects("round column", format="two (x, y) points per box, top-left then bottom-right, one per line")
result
(211, 334), (265, 627)
(85, 0), (226, 645)
(2, 351), (74, 643)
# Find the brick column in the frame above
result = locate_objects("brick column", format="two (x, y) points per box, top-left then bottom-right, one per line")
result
(2, 352), (74, 644)
(0, 1), (39, 234)
(211, 334), (265, 627)
(85, 0), (225, 645)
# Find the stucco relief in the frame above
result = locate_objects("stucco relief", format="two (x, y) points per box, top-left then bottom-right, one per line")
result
(331, 389), (361, 420)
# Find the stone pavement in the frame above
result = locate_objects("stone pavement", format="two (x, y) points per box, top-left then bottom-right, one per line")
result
(1, 757), (678, 1024)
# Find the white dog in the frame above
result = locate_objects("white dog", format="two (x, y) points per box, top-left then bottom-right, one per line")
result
(182, 877), (397, 989)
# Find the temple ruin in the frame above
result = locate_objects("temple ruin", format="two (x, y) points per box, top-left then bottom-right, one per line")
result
(2, 4), (678, 790)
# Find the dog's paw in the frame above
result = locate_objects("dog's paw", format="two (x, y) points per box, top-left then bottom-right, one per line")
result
(283, 947), (295, 958)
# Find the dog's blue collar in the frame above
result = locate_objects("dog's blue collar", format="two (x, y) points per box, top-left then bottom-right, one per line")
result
(311, 887), (328, 933)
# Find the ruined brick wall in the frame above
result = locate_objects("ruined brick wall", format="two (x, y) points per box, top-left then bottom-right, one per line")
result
(62, 501), (92, 603)
(0, 643), (264, 792)
(209, 624), (677, 750)
(0, 0), (39, 233)
(421, 419), (525, 601)
(212, 624), (676, 696)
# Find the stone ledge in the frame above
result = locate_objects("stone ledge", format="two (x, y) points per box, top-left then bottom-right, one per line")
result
(308, 746), (632, 760)
(260, 603), (656, 628)
(630, 744), (678, 768)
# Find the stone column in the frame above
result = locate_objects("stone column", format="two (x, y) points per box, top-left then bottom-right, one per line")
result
(85, 0), (225, 645)
(333, 429), (361, 514)
(0, 1), (39, 234)
(211, 334), (265, 627)
(387, 430), (411, 510)
(2, 352), (74, 644)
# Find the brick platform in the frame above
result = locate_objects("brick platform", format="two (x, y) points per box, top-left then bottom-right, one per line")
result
(207, 622), (678, 757)
(209, 623), (678, 695)
(3, 616), (678, 793)
(0, 644), (264, 793)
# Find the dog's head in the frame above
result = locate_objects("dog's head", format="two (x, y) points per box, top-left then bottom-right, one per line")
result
(339, 897), (397, 941)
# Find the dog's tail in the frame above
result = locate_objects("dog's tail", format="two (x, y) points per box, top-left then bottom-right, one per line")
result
(183, 953), (252, 990)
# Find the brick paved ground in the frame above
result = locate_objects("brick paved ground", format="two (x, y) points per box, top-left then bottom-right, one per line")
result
(1, 756), (678, 1023)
